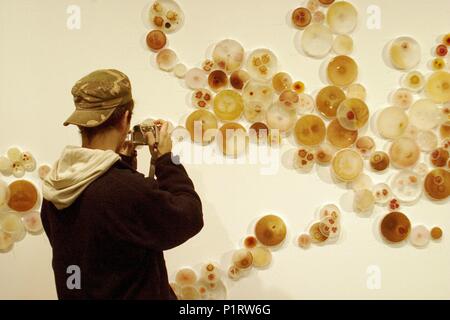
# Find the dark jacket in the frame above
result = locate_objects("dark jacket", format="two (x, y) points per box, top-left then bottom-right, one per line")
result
(41, 152), (203, 299)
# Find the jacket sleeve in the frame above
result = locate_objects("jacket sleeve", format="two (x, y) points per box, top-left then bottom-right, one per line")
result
(104, 153), (204, 251)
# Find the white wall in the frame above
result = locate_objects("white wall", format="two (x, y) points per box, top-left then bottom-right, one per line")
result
(0, 0), (449, 299)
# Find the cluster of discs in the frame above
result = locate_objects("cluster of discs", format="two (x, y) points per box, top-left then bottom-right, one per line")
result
(0, 147), (50, 252)
(297, 204), (342, 248)
(170, 263), (227, 300)
(380, 212), (443, 248)
(293, 0), (357, 58)
(228, 215), (286, 281)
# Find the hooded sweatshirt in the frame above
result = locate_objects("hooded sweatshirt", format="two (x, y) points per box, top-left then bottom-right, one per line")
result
(40, 147), (203, 300)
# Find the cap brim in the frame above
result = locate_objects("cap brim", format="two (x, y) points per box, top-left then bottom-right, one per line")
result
(63, 108), (115, 127)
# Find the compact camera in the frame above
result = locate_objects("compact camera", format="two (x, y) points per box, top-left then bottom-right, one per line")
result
(127, 119), (163, 146)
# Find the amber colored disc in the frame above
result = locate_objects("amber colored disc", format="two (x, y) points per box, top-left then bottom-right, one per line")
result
(319, 0), (335, 5)
(370, 151), (390, 171)
(251, 246), (272, 268)
(326, 119), (358, 149)
(249, 122), (269, 142)
(430, 227), (443, 240)
(213, 90), (244, 121)
(294, 115), (326, 146)
(272, 72), (293, 94)
(327, 55), (358, 87)
(309, 222), (328, 243)
(208, 69), (228, 92)
(389, 137), (420, 169)
(292, 7), (312, 28)
(230, 70), (250, 90)
(244, 235), (258, 249)
(217, 122), (248, 157)
(254, 215), (287, 246)
(441, 121), (450, 139)
(146, 30), (167, 51)
(380, 212), (411, 243)
(232, 248), (253, 270)
(7, 180), (38, 213)
(331, 149), (364, 182)
(175, 268), (197, 287)
(185, 109), (218, 144)
(316, 86), (346, 118)
(336, 98), (369, 130)
(424, 168), (450, 200)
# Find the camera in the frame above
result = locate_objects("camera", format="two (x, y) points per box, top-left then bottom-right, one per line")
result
(126, 119), (163, 146)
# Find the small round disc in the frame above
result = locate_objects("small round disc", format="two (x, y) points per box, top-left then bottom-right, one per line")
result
(327, 55), (358, 87)
(254, 215), (287, 247)
(380, 211), (411, 243)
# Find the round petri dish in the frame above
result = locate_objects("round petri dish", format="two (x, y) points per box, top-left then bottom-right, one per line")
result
(326, 119), (358, 149)
(327, 55), (358, 87)
(191, 89), (213, 109)
(402, 71), (425, 92)
(327, 1), (357, 34)
(185, 109), (218, 145)
(332, 34), (353, 55)
(266, 104), (297, 133)
(156, 48), (178, 71)
(293, 147), (315, 172)
(246, 49), (278, 81)
(279, 90), (300, 113)
(212, 39), (245, 73)
(254, 215), (287, 247)
(372, 183), (393, 204)
(315, 143), (335, 164)
(1, 213), (25, 240)
(424, 168), (450, 201)
(351, 173), (373, 192)
(376, 107), (409, 139)
(297, 93), (315, 115)
(331, 148), (364, 182)
(297, 233), (312, 249)
(316, 85), (346, 118)
(146, 30), (167, 51)
(175, 267), (197, 286)
(319, 204), (341, 221)
(380, 211), (411, 243)
(232, 248), (253, 270)
(391, 89), (413, 109)
(208, 70), (228, 92)
(409, 99), (442, 131)
(388, 36), (421, 70)
(355, 136), (375, 158)
(424, 71), (450, 104)
(230, 70), (250, 90)
(336, 98), (369, 130)
(416, 130), (438, 152)
(22, 211), (43, 233)
(370, 151), (390, 172)
(217, 123), (248, 157)
(242, 80), (274, 107)
(250, 246), (272, 268)
(410, 225), (430, 248)
(300, 23), (333, 58)
(185, 68), (207, 89)
(0, 179), (10, 207)
(213, 90), (244, 121)
(389, 137), (420, 169)
(294, 115), (326, 146)
(292, 7), (312, 29)
(353, 189), (375, 213)
(272, 72), (293, 94)
(244, 100), (268, 123)
(148, 0), (184, 33)
(347, 83), (366, 101)
(390, 169), (423, 203)
(309, 222), (328, 243)
(7, 180), (39, 213)
(430, 147), (449, 167)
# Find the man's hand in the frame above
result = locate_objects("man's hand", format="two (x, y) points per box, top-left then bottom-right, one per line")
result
(146, 121), (172, 159)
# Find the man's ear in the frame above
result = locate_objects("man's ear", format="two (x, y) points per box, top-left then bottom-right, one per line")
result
(120, 110), (130, 132)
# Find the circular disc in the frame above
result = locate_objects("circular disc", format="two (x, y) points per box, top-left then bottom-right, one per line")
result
(149, 0), (184, 33)
(327, 1), (357, 35)
(292, 7), (312, 28)
(242, 80), (274, 107)
(392, 89), (413, 109)
(250, 247), (272, 268)
(425, 71), (450, 104)
(217, 122), (248, 157)
(244, 100), (268, 123)
(347, 83), (366, 101)
(272, 72), (293, 94)
(370, 151), (390, 172)
(22, 212), (43, 233)
(417, 130), (438, 152)
(266, 104), (297, 133)
(376, 107), (409, 139)
(232, 248), (253, 270)
(372, 183), (393, 204)
(294, 115), (326, 146)
(333, 34), (353, 55)
(185, 68), (207, 89)
(336, 98), (369, 130)
(309, 222), (328, 243)
(319, 204), (341, 221)
(246, 49), (278, 81)
(175, 268), (197, 286)
(185, 109), (218, 144)
(410, 225), (430, 248)
(424, 168), (450, 200)
(146, 30), (167, 51)
(390, 170), (422, 203)
(354, 189), (375, 213)
(332, 149), (363, 182)
(212, 39), (245, 73)
(298, 94), (315, 115)
(7, 180), (38, 213)
(389, 137), (420, 169)
(389, 37), (421, 70)
(208, 70), (228, 92)
(300, 24), (333, 58)
(191, 89), (213, 109)
(326, 119), (358, 149)
(254, 215), (287, 246)
(409, 99), (442, 131)
(156, 48), (177, 71)
(403, 71), (425, 92)
(213, 90), (244, 121)
(380, 212), (411, 243)
(316, 85), (346, 118)
(327, 55), (358, 87)
(230, 70), (250, 90)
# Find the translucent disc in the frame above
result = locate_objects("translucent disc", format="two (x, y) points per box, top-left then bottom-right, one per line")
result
(298, 234), (312, 249)
(272, 72), (293, 94)
(208, 70), (228, 92)
(390, 170), (422, 203)
(424, 168), (450, 200)
(1, 214), (24, 239)
(376, 107), (409, 139)
(353, 189), (375, 213)
(300, 24), (333, 58)
(331, 149), (363, 182)
(410, 225), (430, 248)
(326, 119), (358, 149)
(389, 137), (420, 169)
(391, 89), (413, 109)
(332, 34), (353, 55)
(185, 68), (207, 89)
(309, 222), (328, 243)
(316, 85), (346, 118)
(149, 0), (184, 33)
(416, 130), (438, 152)
(266, 104), (296, 133)
(347, 83), (366, 101)
(326, 1), (357, 35)
(319, 204), (341, 221)
(7, 180), (38, 213)
(355, 136), (375, 158)
(389, 37), (421, 70)
(430, 147), (449, 167)
(327, 55), (358, 87)
(409, 99), (441, 131)
(244, 100), (268, 123)
(0, 179), (10, 207)
(242, 80), (274, 107)
(246, 49), (278, 81)
(294, 115), (326, 146)
(22, 212), (43, 233)
(250, 247), (272, 268)
(156, 49), (178, 71)
(185, 109), (218, 145)
(213, 90), (244, 121)
(370, 151), (390, 172)
(372, 183), (393, 204)
(402, 71), (425, 92)
(336, 98), (369, 130)
(315, 143), (335, 164)
(217, 123), (248, 157)
(175, 267), (197, 286)
(279, 90), (300, 113)
(146, 30), (167, 51)
(191, 89), (213, 109)
(212, 39), (245, 73)
(297, 94), (315, 115)
(425, 71), (450, 104)
(294, 147), (315, 172)
(232, 249), (253, 270)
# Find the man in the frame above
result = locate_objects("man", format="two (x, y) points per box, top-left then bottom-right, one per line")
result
(41, 69), (203, 299)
